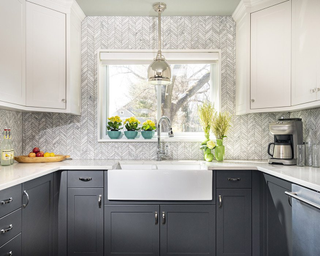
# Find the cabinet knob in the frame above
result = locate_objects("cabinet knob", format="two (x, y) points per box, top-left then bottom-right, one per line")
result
(317, 88), (320, 92)
(310, 88), (316, 93)
(251, 99), (255, 103)
(61, 99), (66, 103)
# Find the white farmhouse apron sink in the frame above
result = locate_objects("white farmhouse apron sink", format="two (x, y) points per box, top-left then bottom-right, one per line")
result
(108, 162), (212, 201)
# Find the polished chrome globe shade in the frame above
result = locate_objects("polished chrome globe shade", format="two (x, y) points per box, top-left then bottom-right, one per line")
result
(148, 2), (171, 85)
(148, 53), (171, 85)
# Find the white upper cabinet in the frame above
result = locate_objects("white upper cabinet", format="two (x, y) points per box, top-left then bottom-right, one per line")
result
(0, 0), (84, 114)
(292, 0), (320, 105)
(235, 13), (250, 115)
(0, 0), (25, 106)
(250, 1), (291, 109)
(26, 2), (66, 109)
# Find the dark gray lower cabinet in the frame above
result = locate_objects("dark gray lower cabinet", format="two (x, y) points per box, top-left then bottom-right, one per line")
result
(104, 205), (215, 256)
(68, 188), (103, 256)
(216, 189), (252, 256)
(105, 205), (160, 256)
(160, 205), (215, 256)
(22, 174), (54, 256)
(263, 174), (292, 256)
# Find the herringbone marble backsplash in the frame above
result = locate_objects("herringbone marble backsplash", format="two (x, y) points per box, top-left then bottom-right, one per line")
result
(0, 109), (23, 156)
(20, 16), (319, 160)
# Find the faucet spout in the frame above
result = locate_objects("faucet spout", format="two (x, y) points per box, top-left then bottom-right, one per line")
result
(157, 116), (174, 161)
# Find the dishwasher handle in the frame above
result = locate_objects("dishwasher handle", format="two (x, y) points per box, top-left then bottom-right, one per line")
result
(285, 191), (320, 211)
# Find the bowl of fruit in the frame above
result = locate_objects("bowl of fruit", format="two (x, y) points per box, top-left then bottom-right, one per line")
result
(14, 147), (69, 163)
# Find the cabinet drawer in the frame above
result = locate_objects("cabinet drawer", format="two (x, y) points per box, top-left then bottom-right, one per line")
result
(0, 209), (21, 246)
(0, 234), (21, 256)
(216, 171), (252, 189)
(68, 171), (103, 188)
(0, 185), (21, 218)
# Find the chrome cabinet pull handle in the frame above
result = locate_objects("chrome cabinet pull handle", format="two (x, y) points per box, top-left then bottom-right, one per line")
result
(1, 224), (13, 234)
(285, 191), (320, 211)
(162, 212), (166, 225)
(7, 251), (13, 256)
(23, 190), (29, 208)
(155, 211), (158, 225)
(79, 177), (92, 182)
(98, 195), (102, 208)
(219, 195), (223, 208)
(1, 197), (13, 205)
(228, 178), (241, 182)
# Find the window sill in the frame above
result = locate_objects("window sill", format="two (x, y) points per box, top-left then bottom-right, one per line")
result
(98, 135), (205, 143)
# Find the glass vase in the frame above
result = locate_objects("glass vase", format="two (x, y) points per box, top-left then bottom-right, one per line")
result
(215, 139), (225, 162)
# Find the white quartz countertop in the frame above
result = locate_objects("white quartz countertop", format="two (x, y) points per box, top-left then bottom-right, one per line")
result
(0, 160), (117, 191)
(206, 160), (320, 192)
(1, 159), (320, 192)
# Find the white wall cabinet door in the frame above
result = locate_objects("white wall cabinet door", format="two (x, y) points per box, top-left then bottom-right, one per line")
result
(292, 0), (320, 105)
(26, 2), (66, 109)
(235, 14), (250, 115)
(251, 1), (291, 110)
(0, 0), (25, 106)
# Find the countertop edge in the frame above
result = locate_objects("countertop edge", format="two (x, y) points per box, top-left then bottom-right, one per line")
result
(1, 161), (320, 192)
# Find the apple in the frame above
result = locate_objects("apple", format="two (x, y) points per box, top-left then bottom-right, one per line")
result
(28, 152), (36, 157)
(36, 152), (42, 157)
(33, 147), (40, 153)
(39, 151), (44, 157)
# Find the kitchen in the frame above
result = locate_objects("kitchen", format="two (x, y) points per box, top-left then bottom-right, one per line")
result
(0, 0), (320, 255)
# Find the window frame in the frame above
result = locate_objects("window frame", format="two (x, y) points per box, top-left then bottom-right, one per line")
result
(97, 50), (221, 142)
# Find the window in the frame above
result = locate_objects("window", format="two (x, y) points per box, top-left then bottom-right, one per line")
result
(98, 50), (220, 141)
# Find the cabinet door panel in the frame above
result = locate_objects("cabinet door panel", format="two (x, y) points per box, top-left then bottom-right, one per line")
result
(105, 205), (159, 256)
(68, 188), (103, 256)
(292, 0), (320, 105)
(263, 174), (292, 256)
(26, 2), (66, 109)
(251, 1), (291, 109)
(0, 0), (25, 105)
(22, 174), (53, 256)
(217, 189), (251, 256)
(160, 205), (215, 256)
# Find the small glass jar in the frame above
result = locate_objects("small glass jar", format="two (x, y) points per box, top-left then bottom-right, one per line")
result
(297, 144), (305, 167)
(313, 145), (320, 168)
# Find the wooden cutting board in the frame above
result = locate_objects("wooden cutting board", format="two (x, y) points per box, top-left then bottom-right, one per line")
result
(14, 155), (70, 163)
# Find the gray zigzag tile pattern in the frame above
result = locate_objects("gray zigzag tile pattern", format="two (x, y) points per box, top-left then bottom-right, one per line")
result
(21, 16), (314, 160)
(0, 110), (23, 156)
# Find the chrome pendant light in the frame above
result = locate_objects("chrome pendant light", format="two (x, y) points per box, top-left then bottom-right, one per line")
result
(148, 2), (171, 85)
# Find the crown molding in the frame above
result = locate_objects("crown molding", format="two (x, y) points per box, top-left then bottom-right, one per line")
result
(71, 0), (86, 21)
(232, 1), (247, 22)
(232, 0), (289, 22)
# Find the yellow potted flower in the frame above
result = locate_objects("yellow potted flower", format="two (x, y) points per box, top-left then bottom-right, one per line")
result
(141, 120), (156, 139)
(107, 116), (123, 139)
(124, 116), (140, 139)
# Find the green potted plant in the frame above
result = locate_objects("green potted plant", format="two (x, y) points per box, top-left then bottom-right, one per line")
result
(124, 116), (140, 139)
(141, 120), (156, 139)
(107, 116), (123, 139)
(211, 112), (231, 162)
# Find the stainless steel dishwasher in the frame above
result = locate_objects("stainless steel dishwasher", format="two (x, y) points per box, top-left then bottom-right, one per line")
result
(285, 184), (320, 256)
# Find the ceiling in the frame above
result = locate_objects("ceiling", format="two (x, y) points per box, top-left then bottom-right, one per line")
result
(76, 0), (241, 16)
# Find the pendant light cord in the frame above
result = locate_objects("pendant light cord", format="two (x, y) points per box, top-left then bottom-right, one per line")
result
(158, 6), (162, 57)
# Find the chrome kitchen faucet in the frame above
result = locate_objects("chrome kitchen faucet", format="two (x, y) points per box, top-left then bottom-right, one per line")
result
(157, 116), (174, 161)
